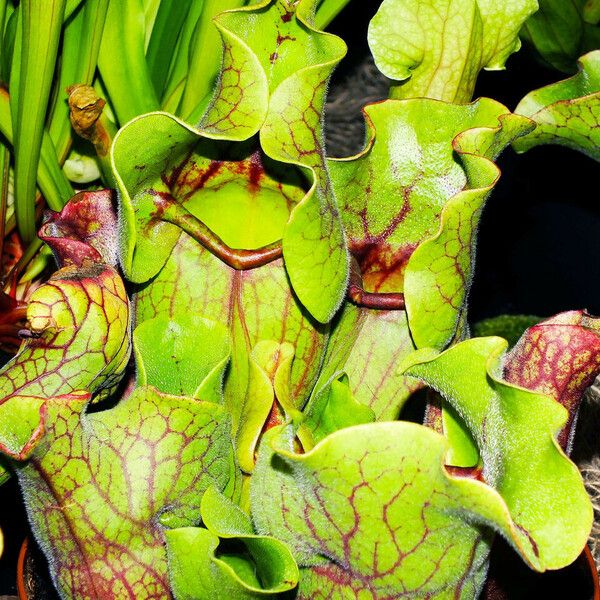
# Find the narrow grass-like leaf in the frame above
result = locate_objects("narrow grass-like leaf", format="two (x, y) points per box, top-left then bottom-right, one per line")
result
(0, 6), (17, 84)
(97, 0), (159, 125)
(142, 0), (161, 46)
(48, 0), (109, 164)
(13, 0), (66, 241)
(146, 0), (193, 97)
(64, 0), (84, 21)
(0, 89), (71, 212)
(314, 0), (351, 29)
(160, 0), (205, 111)
(178, 0), (245, 119)
(0, 1), (8, 60)
(0, 143), (9, 266)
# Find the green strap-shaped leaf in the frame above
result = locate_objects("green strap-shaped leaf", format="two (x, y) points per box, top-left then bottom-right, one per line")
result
(401, 336), (593, 571)
(0, 84), (72, 213)
(12, 0), (66, 241)
(133, 314), (231, 402)
(160, 1), (217, 113)
(329, 98), (533, 349)
(514, 50), (600, 160)
(144, 0), (194, 99)
(166, 487), (299, 599)
(178, 0), (246, 120)
(314, 0), (351, 29)
(97, 0), (159, 125)
(520, 0), (600, 74)
(368, 0), (538, 102)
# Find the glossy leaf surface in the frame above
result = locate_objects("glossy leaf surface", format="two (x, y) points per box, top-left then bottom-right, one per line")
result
(329, 98), (533, 348)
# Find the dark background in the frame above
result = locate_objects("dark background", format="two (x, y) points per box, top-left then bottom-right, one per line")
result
(0, 1), (598, 596)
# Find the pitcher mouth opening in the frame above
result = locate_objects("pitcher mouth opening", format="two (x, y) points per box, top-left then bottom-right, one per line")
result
(150, 138), (308, 270)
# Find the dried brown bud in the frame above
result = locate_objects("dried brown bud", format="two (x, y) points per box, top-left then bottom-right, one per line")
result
(67, 84), (106, 137)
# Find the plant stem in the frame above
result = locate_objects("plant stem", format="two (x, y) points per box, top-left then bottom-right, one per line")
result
(48, 0), (110, 165)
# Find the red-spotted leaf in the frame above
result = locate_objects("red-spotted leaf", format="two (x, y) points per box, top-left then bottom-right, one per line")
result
(113, 0), (349, 324)
(39, 189), (119, 267)
(0, 193), (130, 403)
(216, 0), (349, 322)
(0, 192), (241, 597)
(115, 128), (331, 473)
(328, 98), (533, 349)
(503, 310), (600, 451)
(252, 416), (590, 599)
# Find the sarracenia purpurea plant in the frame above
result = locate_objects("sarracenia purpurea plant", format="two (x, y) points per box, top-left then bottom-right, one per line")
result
(1, 0), (600, 598)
